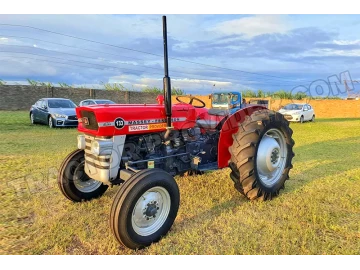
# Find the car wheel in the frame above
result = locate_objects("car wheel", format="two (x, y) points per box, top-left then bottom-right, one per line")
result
(30, 113), (36, 124)
(48, 116), (54, 128)
(311, 115), (315, 122)
(300, 116), (304, 123)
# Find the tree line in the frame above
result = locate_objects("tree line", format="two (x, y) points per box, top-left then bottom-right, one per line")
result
(0, 79), (342, 99)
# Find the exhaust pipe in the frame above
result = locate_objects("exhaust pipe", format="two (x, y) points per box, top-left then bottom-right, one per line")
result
(162, 16), (173, 139)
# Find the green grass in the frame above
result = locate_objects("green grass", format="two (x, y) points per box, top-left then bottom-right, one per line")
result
(1, 111), (359, 255)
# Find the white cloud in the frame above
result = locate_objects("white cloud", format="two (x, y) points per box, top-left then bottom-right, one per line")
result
(212, 15), (289, 38)
(333, 39), (360, 45)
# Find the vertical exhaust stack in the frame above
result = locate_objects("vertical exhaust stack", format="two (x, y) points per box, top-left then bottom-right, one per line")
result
(162, 16), (173, 136)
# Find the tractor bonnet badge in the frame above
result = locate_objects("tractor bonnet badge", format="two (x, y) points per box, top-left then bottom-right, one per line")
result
(114, 117), (125, 129)
(79, 117), (89, 125)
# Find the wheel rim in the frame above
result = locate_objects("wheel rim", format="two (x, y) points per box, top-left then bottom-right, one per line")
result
(73, 161), (102, 193)
(256, 128), (288, 187)
(30, 114), (34, 124)
(49, 117), (53, 128)
(131, 186), (171, 237)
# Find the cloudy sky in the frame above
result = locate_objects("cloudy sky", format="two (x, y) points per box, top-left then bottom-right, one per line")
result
(0, 14), (360, 95)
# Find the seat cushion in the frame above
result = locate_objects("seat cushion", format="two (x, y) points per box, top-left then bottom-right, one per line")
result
(208, 108), (230, 116)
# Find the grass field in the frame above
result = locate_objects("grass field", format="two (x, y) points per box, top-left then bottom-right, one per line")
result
(1, 111), (359, 255)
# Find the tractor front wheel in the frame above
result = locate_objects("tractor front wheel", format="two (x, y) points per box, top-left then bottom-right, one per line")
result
(57, 149), (108, 202)
(110, 168), (180, 250)
(229, 110), (295, 201)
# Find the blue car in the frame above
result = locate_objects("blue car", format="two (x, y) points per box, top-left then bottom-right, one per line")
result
(30, 98), (78, 128)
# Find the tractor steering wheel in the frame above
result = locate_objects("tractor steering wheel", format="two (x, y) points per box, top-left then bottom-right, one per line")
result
(176, 96), (206, 108)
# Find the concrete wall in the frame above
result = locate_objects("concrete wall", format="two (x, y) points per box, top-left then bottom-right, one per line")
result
(171, 95), (360, 119)
(0, 85), (158, 110)
(1, 85), (359, 118)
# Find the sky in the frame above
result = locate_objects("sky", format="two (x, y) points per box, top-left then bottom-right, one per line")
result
(0, 14), (360, 96)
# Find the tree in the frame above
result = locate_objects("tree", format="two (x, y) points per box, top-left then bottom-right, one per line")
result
(257, 89), (265, 98)
(26, 78), (40, 87)
(142, 86), (185, 95)
(58, 82), (72, 88)
(142, 87), (162, 94)
(171, 87), (185, 95)
(101, 82), (126, 91)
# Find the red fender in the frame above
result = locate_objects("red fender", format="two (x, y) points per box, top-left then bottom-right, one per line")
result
(217, 106), (267, 168)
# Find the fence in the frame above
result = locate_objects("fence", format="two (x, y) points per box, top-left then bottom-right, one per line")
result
(0, 85), (158, 110)
(1, 85), (359, 118)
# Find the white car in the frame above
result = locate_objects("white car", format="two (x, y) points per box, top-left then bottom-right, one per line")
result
(79, 99), (116, 106)
(278, 103), (315, 123)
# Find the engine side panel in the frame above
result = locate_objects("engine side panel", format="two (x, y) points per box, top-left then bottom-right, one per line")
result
(217, 106), (267, 168)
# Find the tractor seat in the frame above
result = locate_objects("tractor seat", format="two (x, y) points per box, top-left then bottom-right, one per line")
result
(208, 108), (230, 116)
(196, 119), (219, 129)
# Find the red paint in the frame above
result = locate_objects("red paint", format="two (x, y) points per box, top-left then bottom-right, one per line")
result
(156, 95), (164, 105)
(77, 100), (266, 170)
(76, 103), (197, 136)
(217, 106), (266, 168)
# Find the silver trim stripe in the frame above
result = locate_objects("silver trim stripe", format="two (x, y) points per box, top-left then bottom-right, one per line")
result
(98, 117), (187, 127)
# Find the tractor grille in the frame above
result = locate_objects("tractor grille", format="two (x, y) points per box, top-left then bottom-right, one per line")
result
(84, 135), (111, 170)
(68, 115), (78, 121)
(284, 114), (293, 120)
(80, 110), (98, 130)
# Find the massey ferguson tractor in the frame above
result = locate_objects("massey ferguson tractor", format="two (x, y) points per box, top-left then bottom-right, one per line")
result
(57, 16), (295, 250)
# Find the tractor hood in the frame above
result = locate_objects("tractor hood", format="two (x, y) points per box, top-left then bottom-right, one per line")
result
(76, 103), (197, 136)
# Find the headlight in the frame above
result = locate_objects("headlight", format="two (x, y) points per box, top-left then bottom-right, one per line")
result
(91, 139), (113, 156)
(77, 135), (86, 150)
(53, 113), (67, 118)
(91, 141), (100, 155)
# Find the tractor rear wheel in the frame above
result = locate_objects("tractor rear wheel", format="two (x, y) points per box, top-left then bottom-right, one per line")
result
(110, 168), (180, 250)
(57, 149), (108, 202)
(229, 110), (295, 201)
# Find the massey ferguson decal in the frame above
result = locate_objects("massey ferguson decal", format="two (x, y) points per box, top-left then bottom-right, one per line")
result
(114, 117), (125, 129)
(127, 117), (185, 125)
(129, 123), (167, 132)
(98, 117), (186, 128)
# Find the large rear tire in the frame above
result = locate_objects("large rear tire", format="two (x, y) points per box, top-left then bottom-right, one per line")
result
(110, 168), (180, 250)
(229, 110), (295, 201)
(57, 149), (108, 202)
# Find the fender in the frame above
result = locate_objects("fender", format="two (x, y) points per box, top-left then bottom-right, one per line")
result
(217, 106), (267, 168)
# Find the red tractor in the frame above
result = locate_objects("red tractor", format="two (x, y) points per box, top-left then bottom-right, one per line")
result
(57, 16), (295, 250)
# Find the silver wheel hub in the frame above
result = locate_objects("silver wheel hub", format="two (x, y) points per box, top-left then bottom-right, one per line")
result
(73, 162), (102, 193)
(132, 186), (171, 237)
(74, 177), (102, 193)
(256, 128), (288, 187)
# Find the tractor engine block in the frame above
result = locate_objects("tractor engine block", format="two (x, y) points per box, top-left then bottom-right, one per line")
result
(121, 128), (219, 175)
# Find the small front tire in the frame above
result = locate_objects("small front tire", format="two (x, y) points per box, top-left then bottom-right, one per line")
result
(30, 113), (36, 124)
(48, 116), (54, 128)
(300, 115), (304, 124)
(110, 169), (180, 250)
(57, 149), (108, 202)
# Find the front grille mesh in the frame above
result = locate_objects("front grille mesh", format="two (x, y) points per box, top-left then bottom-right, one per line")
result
(68, 115), (77, 121)
(84, 136), (111, 169)
(80, 110), (98, 130)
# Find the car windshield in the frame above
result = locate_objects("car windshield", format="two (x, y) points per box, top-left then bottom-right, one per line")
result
(95, 100), (115, 104)
(283, 104), (303, 110)
(48, 99), (77, 108)
(212, 93), (230, 104)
